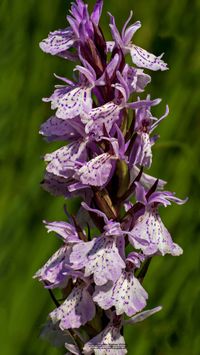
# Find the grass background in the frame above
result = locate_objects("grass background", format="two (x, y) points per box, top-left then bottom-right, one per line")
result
(0, 0), (199, 354)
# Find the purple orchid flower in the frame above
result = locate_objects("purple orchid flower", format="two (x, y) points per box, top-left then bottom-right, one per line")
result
(128, 183), (187, 256)
(129, 97), (169, 168)
(108, 11), (168, 71)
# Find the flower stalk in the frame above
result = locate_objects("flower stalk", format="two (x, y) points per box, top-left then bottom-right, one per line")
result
(35, 1), (187, 353)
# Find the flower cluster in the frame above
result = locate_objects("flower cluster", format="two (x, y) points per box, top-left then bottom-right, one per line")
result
(35, 1), (187, 354)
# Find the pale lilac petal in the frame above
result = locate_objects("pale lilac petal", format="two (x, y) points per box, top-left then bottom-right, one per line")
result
(42, 172), (70, 197)
(129, 211), (183, 256)
(74, 65), (96, 85)
(96, 54), (120, 86)
(148, 191), (188, 206)
(70, 239), (95, 270)
(94, 270), (148, 316)
(84, 236), (125, 285)
(39, 28), (75, 55)
(83, 325), (127, 355)
(124, 306), (162, 325)
(126, 252), (146, 269)
(39, 116), (85, 142)
(130, 132), (152, 168)
(134, 183), (147, 205)
(33, 246), (70, 288)
(121, 11), (141, 45)
(50, 285), (96, 329)
(91, 0), (103, 25)
(56, 87), (93, 119)
(108, 13), (123, 47)
(93, 281), (114, 310)
(43, 221), (81, 243)
(44, 140), (87, 178)
(49, 87), (92, 120)
(83, 102), (121, 140)
(150, 105), (169, 132)
(130, 166), (167, 189)
(124, 66), (151, 93)
(81, 202), (109, 223)
(129, 45), (168, 71)
(71, 236), (125, 286)
(75, 153), (115, 187)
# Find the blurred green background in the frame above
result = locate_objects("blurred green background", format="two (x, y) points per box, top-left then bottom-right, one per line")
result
(0, 0), (200, 354)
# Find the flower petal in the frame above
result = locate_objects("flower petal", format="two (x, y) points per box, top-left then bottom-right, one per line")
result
(44, 140), (87, 178)
(83, 102), (121, 140)
(85, 236), (125, 285)
(91, 0), (103, 25)
(33, 246), (70, 288)
(48, 87), (93, 120)
(83, 325), (127, 355)
(124, 306), (162, 325)
(50, 285), (96, 329)
(43, 220), (81, 243)
(41, 172), (70, 197)
(75, 153), (115, 187)
(71, 236), (126, 286)
(40, 116), (82, 141)
(130, 132), (152, 168)
(94, 270), (148, 316)
(129, 211), (183, 256)
(124, 66), (151, 93)
(129, 45), (168, 71)
(40, 28), (75, 55)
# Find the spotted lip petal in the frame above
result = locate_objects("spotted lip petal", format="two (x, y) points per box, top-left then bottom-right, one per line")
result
(70, 236), (126, 286)
(39, 28), (75, 56)
(83, 324), (127, 355)
(75, 153), (115, 187)
(51, 87), (93, 120)
(93, 270), (148, 316)
(129, 210), (183, 256)
(129, 45), (168, 71)
(44, 140), (87, 178)
(50, 285), (95, 330)
(82, 101), (121, 140)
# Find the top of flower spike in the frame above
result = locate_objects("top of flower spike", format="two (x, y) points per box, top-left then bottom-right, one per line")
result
(39, 0), (103, 56)
(40, 0), (168, 72)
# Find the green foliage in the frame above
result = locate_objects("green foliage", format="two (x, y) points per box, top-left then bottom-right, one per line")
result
(0, 0), (199, 354)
